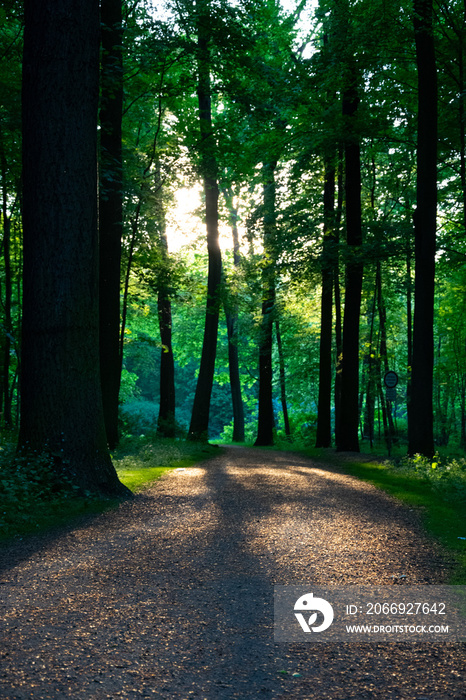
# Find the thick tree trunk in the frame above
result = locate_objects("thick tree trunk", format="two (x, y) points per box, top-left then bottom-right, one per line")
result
(20, 0), (129, 498)
(408, 0), (437, 457)
(316, 154), (335, 447)
(99, 0), (123, 450)
(188, 0), (222, 441)
(336, 73), (363, 452)
(254, 161), (277, 447)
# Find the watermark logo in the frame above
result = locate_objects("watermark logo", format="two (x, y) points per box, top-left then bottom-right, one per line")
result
(275, 585), (465, 643)
(294, 592), (334, 633)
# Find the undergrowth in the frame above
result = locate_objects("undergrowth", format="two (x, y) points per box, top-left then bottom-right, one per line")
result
(0, 434), (218, 542)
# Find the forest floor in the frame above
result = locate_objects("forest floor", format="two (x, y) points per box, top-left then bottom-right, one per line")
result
(0, 446), (464, 699)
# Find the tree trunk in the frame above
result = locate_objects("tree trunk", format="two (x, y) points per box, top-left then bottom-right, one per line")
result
(316, 153), (335, 447)
(276, 319), (291, 439)
(188, 0), (222, 441)
(156, 188), (176, 438)
(254, 161), (277, 447)
(334, 150), (344, 446)
(363, 279), (378, 446)
(223, 187), (245, 442)
(376, 261), (396, 440)
(20, 0), (130, 498)
(408, 0), (437, 457)
(336, 71), (363, 452)
(460, 375), (466, 449)
(99, 0), (123, 450)
(1, 152), (13, 428)
(406, 224), (413, 435)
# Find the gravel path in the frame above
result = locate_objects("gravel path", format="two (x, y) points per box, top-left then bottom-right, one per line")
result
(0, 446), (464, 699)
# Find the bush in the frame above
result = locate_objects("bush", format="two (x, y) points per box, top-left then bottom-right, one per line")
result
(0, 442), (89, 538)
(119, 399), (159, 436)
(392, 452), (466, 502)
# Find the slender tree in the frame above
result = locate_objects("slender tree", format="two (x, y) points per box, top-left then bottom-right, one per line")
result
(20, 0), (130, 497)
(336, 64), (363, 452)
(188, 0), (222, 441)
(408, 0), (437, 457)
(156, 174), (176, 438)
(255, 160), (277, 446)
(315, 153), (336, 448)
(0, 151), (13, 427)
(223, 187), (245, 442)
(276, 318), (291, 439)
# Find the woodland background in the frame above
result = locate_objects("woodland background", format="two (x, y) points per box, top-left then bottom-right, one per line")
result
(1, 0), (466, 498)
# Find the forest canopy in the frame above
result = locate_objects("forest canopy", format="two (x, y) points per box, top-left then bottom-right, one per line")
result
(1, 0), (465, 493)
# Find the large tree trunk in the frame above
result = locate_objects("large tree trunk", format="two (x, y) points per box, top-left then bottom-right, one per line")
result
(254, 161), (277, 447)
(316, 153), (335, 448)
(188, 0), (222, 441)
(20, 0), (129, 498)
(336, 70), (363, 452)
(408, 0), (437, 457)
(99, 0), (123, 450)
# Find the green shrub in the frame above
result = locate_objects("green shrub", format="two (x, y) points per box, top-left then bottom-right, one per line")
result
(0, 442), (97, 539)
(393, 453), (466, 503)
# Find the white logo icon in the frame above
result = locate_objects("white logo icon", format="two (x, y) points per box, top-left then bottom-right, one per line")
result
(294, 593), (334, 633)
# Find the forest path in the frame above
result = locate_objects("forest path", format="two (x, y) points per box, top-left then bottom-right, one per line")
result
(0, 446), (464, 699)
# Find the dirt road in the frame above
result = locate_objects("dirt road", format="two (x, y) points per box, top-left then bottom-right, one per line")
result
(0, 447), (464, 698)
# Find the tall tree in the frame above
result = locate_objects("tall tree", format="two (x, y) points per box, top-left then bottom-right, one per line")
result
(255, 160), (277, 446)
(223, 187), (245, 442)
(315, 152), (335, 448)
(99, 0), (124, 449)
(155, 174), (176, 438)
(408, 0), (437, 457)
(1, 151), (13, 428)
(336, 65), (363, 452)
(188, 0), (222, 441)
(20, 0), (129, 497)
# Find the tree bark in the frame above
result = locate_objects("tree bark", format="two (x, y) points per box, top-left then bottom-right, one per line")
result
(20, 0), (130, 498)
(223, 187), (245, 442)
(336, 71), (363, 452)
(276, 319), (291, 439)
(254, 161), (277, 447)
(156, 188), (176, 438)
(333, 150), (344, 446)
(99, 0), (124, 450)
(188, 0), (222, 441)
(316, 154), (335, 447)
(376, 261), (396, 437)
(1, 151), (13, 427)
(408, 0), (437, 457)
